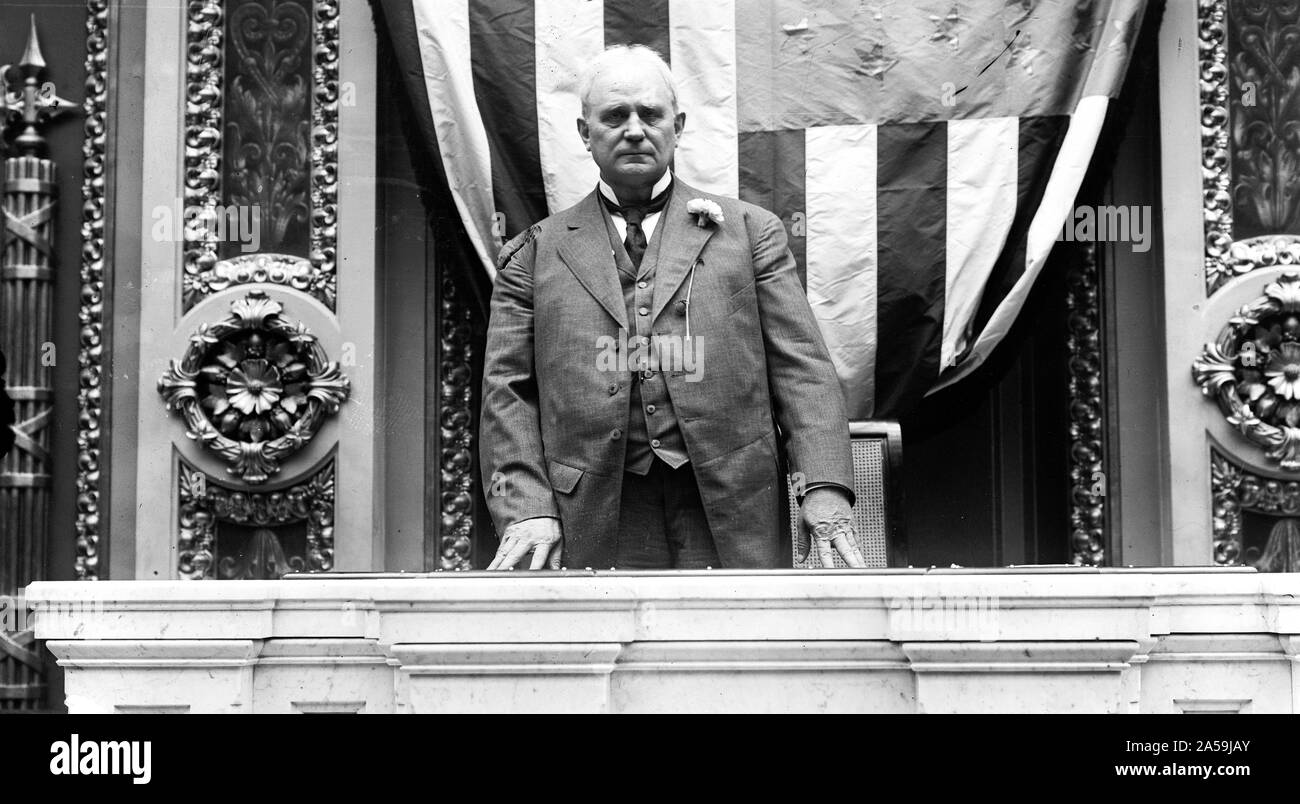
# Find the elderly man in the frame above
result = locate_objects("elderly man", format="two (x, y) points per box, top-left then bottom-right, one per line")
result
(480, 45), (861, 571)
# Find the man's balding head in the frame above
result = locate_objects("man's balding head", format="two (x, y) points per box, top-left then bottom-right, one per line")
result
(576, 45), (685, 202)
(578, 45), (678, 118)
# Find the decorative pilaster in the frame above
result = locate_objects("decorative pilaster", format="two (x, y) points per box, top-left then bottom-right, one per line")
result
(1201, 0), (1300, 293)
(0, 16), (77, 709)
(77, 0), (110, 581)
(1067, 243), (1108, 565)
(181, 0), (340, 310)
(436, 275), (474, 570)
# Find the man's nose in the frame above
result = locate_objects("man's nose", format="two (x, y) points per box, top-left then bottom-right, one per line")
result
(623, 113), (645, 139)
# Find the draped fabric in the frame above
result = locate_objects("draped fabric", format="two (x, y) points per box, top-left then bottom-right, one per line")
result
(373, 0), (1147, 417)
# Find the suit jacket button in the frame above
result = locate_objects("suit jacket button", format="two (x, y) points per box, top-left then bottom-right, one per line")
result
(650, 439), (662, 448)
(641, 369), (654, 380)
(610, 428), (622, 440)
(608, 383), (619, 395)
(637, 281), (648, 289)
(675, 300), (687, 315)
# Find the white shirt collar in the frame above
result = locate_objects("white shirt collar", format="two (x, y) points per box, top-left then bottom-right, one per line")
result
(598, 170), (673, 210)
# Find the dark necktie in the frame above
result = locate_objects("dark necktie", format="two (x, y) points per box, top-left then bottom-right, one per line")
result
(601, 183), (672, 270)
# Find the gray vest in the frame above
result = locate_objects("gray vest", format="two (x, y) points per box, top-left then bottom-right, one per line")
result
(600, 198), (689, 475)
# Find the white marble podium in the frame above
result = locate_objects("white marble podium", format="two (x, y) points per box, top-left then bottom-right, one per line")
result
(25, 568), (1300, 713)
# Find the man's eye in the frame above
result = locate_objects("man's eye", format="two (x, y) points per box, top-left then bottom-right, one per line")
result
(602, 111), (627, 125)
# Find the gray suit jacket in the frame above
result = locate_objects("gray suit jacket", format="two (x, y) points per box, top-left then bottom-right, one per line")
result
(479, 178), (853, 568)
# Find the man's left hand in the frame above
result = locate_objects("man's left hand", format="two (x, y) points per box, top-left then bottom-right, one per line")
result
(799, 487), (865, 568)
(487, 516), (563, 571)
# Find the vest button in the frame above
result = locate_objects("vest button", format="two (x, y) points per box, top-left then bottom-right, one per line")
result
(608, 383), (619, 395)
(637, 281), (648, 289)
(641, 369), (655, 380)
(610, 428), (622, 440)
(638, 306), (649, 316)
(646, 404), (656, 414)
(650, 439), (662, 448)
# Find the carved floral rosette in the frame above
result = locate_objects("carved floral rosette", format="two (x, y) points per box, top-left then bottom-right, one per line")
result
(1193, 272), (1300, 470)
(158, 290), (349, 483)
(178, 459), (335, 579)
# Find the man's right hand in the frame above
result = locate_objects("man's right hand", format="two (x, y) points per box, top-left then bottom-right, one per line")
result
(487, 516), (563, 571)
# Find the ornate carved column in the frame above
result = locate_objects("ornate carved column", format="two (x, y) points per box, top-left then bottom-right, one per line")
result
(1067, 242), (1108, 566)
(147, 0), (348, 579)
(0, 17), (76, 709)
(76, 0), (109, 581)
(435, 275), (474, 571)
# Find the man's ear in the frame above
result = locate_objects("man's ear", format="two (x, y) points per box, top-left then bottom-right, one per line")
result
(674, 111), (686, 138)
(577, 117), (591, 151)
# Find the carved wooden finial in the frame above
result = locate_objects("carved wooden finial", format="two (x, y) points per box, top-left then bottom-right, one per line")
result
(0, 15), (78, 156)
(17, 14), (47, 74)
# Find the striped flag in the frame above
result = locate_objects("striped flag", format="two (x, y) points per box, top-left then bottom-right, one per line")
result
(374, 0), (1147, 417)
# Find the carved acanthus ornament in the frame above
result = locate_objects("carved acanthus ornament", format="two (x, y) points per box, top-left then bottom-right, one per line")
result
(158, 290), (349, 483)
(1203, 0), (1300, 292)
(182, 0), (339, 310)
(1211, 450), (1247, 565)
(225, 0), (311, 254)
(178, 459), (335, 579)
(1228, 0), (1300, 239)
(1210, 447), (1300, 566)
(1193, 273), (1300, 470)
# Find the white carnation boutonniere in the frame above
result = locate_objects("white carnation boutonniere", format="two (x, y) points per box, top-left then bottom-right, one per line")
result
(686, 198), (724, 228)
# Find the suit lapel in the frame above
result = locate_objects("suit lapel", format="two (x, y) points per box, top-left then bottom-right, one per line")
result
(650, 180), (715, 323)
(557, 192), (629, 331)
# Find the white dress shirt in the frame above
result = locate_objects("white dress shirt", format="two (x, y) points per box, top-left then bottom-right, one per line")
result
(598, 171), (673, 243)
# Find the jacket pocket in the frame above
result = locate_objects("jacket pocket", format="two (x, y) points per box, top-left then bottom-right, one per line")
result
(726, 279), (756, 317)
(547, 459), (584, 495)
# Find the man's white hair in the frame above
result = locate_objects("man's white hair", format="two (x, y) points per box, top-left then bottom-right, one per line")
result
(577, 44), (678, 118)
